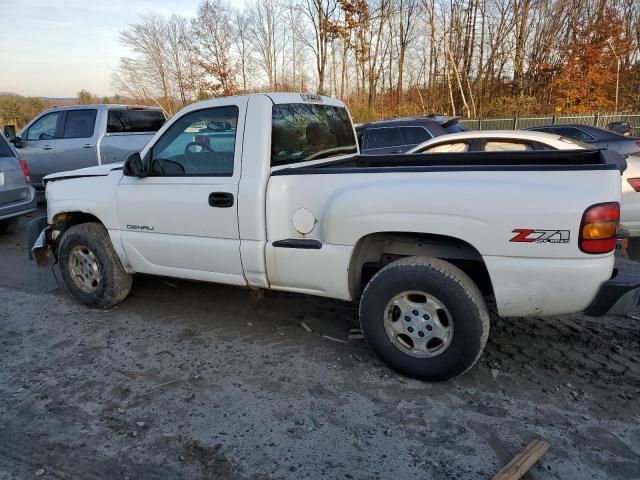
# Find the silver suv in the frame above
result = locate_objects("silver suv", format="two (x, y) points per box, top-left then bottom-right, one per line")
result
(0, 132), (36, 233)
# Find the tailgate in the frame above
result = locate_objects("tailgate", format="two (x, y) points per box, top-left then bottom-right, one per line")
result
(0, 156), (29, 204)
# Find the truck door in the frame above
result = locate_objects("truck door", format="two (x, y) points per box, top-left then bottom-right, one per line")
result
(18, 110), (63, 188)
(55, 109), (99, 171)
(116, 100), (246, 285)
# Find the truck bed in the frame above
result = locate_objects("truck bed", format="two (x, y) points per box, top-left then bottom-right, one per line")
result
(273, 149), (625, 175)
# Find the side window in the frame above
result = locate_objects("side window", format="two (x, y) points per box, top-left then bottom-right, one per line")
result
(554, 127), (595, 142)
(150, 106), (238, 177)
(366, 128), (403, 149)
(423, 142), (469, 153)
(107, 109), (165, 133)
(484, 141), (533, 152)
(402, 127), (432, 145)
(63, 110), (97, 139)
(26, 112), (61, 141)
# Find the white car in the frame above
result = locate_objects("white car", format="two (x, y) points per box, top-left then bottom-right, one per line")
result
(408, 130), (640, 236)
(29, 95), (639, 381)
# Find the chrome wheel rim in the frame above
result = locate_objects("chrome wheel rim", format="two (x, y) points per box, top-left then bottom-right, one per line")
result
(68, 245), (101, 293)
(383, 290), (454, 358)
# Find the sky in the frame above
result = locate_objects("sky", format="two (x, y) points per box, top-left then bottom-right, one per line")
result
(0, 0), (225, 98)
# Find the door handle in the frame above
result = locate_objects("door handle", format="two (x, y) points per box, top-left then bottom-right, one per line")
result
(82, 144), (94, 149)
(209, 192), (234, 208)
(42, 145), (52, 150)
(390, 149), (403, 154)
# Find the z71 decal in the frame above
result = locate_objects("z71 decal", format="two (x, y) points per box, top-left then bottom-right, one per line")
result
(510, 229), (570, 244)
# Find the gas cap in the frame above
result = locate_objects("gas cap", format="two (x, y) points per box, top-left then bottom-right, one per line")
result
(291, 208), (316, 235)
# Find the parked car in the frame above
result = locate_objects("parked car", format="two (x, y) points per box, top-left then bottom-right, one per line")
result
(4, 105), (166, 194)
(408, 130), (640, 237)
(356, 115), (466, 155)
(0, 132), (36, 233)
(525, 124), (640, 156)
(607, 121), (633, 136)
(407, 129), (594, 153)
(30, 93), (639, 381)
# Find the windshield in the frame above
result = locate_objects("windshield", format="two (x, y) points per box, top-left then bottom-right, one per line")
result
(271, 103), (357, 166)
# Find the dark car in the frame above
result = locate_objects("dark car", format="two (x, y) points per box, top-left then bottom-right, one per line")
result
(607, 121), (633, 136)
(356, 115), (466, 155)
(526, 124), (640, 156)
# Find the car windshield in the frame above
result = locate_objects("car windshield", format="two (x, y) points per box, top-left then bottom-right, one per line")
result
(271, 103), (357, 166)
(559, 137), (593, 149)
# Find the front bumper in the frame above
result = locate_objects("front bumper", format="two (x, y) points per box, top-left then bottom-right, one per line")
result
(585, 256), (640, 316)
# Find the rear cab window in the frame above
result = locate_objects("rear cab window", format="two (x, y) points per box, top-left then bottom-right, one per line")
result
(108, 109), (166, 134)
(271, 104), (357, 166)
(0, 135), (15, 157)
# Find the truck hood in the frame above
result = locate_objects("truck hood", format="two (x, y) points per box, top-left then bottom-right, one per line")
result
(44, 163), (124, 183)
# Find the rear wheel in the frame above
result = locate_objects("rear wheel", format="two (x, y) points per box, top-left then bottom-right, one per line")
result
(0, 218), (18, 234)
(359, 256), (489, 381)
(58, 222), (132, 308)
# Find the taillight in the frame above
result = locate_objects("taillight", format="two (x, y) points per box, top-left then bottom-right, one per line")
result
(628, 178), (640, 192)
(579, 202), (619, 254)
(18, 159), (31, 183)
(636, 140), (640, 149)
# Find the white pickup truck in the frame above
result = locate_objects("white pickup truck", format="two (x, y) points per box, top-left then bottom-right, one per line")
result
(30, 93), (640, 381)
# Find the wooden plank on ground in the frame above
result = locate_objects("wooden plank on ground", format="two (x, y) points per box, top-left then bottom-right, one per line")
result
(492, 439), (549, 480)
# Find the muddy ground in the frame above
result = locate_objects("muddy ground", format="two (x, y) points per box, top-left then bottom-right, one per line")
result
(1, 210), (639, 479)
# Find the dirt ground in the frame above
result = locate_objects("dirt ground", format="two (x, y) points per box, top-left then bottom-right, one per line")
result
(1, 210), (639, 479)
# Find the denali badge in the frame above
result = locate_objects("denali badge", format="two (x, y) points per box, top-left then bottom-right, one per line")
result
(510, 229), (570, 244)
(126, 225), (155, 231)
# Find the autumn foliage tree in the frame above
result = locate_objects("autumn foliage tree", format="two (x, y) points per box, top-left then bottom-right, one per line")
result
(110, 0), (640, 120)
(552, 11), (631, 113)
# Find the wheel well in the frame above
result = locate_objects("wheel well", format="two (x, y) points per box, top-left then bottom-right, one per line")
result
(51, 212), (104, 249)
(348, 232), (493, 298)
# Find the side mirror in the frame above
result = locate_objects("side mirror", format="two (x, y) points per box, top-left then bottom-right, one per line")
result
(123, 152), (146, 177)
(10, 136), (23, 148)
(3, 124), (16, 139)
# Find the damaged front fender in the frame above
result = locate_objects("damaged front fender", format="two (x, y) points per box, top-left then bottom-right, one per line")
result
(27, 216), (54, 266)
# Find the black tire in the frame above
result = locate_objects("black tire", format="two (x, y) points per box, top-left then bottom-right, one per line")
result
(359, 256), (490, 381)
(58, 222), (132, 308)
(0, 218), (18, 234)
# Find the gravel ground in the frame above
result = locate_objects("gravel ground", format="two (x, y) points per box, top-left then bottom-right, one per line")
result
(1, 211), (639, 479)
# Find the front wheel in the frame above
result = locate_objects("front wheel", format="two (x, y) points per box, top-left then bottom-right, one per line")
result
(58, 222), (132, 308)
(359, 256), (490, 381)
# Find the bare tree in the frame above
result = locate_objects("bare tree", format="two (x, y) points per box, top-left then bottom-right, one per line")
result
(191, 0), (236, 96)
(247, 0), (281, 89)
